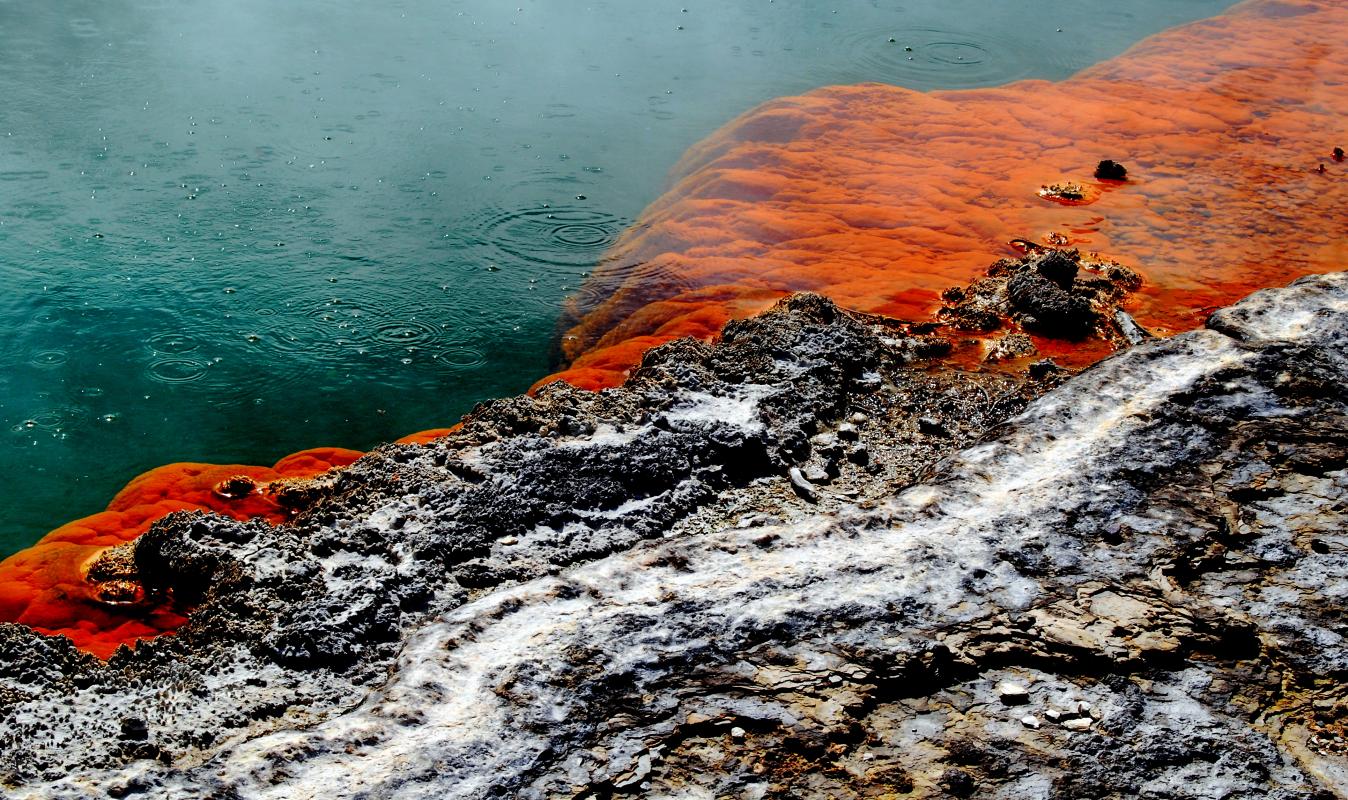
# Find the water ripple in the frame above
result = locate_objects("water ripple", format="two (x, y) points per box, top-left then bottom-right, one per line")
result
(146, 332), (202, 355)
(30, 350), (69, 368)
(476, 205), (626, 272)
(147, 358), (209, 384)
(831, 26), (1032, 89)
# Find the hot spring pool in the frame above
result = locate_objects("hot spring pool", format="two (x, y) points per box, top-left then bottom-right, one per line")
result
(0, 0), (1236, 556)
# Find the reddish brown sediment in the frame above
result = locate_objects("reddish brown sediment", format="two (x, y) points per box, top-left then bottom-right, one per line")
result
(2, 0), (1345, 658)
(0, 447), (361, 659)
(544, 0), (1348, 389)
(396, 426), (461, 445)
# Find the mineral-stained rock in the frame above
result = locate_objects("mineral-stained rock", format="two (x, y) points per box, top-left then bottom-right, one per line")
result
(1, 272), (1346, 798)
(939, 247), (1144, 345)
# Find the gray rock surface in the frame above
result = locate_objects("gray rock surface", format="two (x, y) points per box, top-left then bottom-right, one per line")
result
(1, 271), (1345, 799)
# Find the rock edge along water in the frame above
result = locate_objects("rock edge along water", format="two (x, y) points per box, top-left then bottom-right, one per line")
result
(5, 0), (1346, 658)
(0, 271), (1345, 798)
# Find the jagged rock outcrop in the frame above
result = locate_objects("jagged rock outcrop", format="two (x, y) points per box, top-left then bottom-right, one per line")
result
(0, 272), (1345, 799)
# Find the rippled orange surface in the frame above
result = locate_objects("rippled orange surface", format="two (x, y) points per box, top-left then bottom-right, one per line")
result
(1, 0), (1344, 658)
(548, 0), (1347, 389)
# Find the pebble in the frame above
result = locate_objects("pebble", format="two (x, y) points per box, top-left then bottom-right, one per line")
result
(730, 727), (746, 740)
(788, 467), (820, 502)
(1063, 717), (1093, 731)
(997, 681), (1030, 705)
(918, 416), (949, 437)
(1020, 715), (1041, 730)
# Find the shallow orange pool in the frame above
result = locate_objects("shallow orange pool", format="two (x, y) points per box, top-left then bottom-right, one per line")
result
(549, 0), (1347, 388)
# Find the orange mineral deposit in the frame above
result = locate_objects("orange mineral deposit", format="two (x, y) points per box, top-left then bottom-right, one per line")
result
(0, 448), (361, 659)
(546, 0), (1348, 389)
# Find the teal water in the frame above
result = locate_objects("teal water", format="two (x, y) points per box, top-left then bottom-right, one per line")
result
(0, 0), (1234, 556)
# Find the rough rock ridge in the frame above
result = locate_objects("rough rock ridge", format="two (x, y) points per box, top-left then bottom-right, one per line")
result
(1, 272), (1346, 799)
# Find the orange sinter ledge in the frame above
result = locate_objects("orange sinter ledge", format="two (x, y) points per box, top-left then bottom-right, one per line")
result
(0, 0), (1344, 659)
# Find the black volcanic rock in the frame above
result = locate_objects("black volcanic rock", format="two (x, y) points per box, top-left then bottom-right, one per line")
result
(939, 248), (1145, 348)
(0, 271), (1345, 799)
(1094, 159), (1129, 180)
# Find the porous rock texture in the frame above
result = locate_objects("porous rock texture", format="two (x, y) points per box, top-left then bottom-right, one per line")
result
(1, 271), (1346, 799)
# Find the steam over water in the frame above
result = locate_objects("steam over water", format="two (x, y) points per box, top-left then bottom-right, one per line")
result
(0, 0), (1236, 556)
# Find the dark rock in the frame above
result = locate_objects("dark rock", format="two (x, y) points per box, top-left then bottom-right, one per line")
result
(918, 416), (950, 437)
(0, 274), (1345, 800)
(1035, 248), (1080, 289)
(118, 718), (149, 742)
(940, 767), (977, 797)
(938, 249), (1142, 346)
(1007, 270), (1097, 338)
(1094, 159), (1129, 180)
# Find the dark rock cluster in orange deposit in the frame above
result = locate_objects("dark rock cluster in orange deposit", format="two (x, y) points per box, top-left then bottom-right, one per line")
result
(549, 0), (1346, 389)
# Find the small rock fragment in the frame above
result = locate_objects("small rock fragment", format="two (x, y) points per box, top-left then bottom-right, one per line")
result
(729, 726), (746, 740)
(918, 417), (949, 437)
(940, 768), (976, 798)
(1021, 715), (1041, 730)
(1028, 359), (1061, 380)
(1094, 159), (1129, 181)
(787, 467), (819, 502)
(1063, 717), (1093, 731)
(212, 475), (257, 501)
(1113, 309), (1153, 346)
(119, 717), (149, 741)
(803, 465), (831, 484)
(985, 333), (1038, 364)
(997, 681), (1030, 705)
(613, 752), (652, 788)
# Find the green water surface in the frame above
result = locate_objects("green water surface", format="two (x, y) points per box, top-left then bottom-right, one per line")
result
(0, 0), (1235, 556)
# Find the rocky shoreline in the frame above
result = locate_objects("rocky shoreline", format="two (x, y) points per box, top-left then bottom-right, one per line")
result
(1, 265), (1346, 798)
